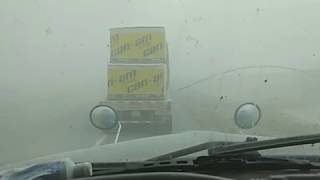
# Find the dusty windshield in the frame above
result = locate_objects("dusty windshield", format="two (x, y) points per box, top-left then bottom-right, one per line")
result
(1, 0), (320, 166)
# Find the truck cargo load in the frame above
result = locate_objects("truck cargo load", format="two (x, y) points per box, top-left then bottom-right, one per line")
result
(107, 64), (167, 100)
(110, 27), (167, 63)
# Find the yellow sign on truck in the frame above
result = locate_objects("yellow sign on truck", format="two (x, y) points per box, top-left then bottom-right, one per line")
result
(107, 64), (167, 100)
(110, 27), (167, 63)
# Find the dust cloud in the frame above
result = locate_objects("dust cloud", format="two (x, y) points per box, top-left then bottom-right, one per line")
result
(1, 0), (320, 166)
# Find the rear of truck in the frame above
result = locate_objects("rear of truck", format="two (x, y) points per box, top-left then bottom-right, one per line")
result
(101, 27), (172, 134)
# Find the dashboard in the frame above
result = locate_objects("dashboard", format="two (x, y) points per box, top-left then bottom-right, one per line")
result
(78, 171), (320, 180)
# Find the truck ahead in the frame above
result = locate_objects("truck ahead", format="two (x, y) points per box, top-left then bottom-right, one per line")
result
(91, 27), (172, 135)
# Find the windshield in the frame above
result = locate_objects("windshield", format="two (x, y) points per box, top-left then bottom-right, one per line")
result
(1, 0), (320, 167)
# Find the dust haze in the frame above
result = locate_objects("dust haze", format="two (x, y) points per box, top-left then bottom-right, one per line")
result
(1, 0), (320, 166)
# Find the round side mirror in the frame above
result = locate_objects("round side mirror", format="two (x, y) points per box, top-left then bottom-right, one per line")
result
(89, 105), (118, 130)
(234, 103), (261, 129)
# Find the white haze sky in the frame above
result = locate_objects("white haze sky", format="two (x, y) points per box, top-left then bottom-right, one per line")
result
(1, 0), (320, 165)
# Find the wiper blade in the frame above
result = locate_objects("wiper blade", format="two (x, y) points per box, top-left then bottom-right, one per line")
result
(210, 133), (320, 156)
(147, 141), (233, 161)
(91, 159), (195, 176)
(91, 156), (320, 176)
(194, 155), (320, 171)
(148, 133), (320, 161)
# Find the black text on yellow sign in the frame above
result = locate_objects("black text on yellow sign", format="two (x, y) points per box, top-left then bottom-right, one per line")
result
(110, 30), (166, 59)
(127, 72), (164, 93)
(108, 70), (137, 88)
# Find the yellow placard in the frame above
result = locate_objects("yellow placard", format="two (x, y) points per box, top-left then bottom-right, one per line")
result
(110, 27), (166, 60)
(107, 65), (166, 98)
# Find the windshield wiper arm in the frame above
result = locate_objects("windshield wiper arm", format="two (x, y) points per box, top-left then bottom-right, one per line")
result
(148, 133), (320, 161)
(91, 156), (320, 176)
(210, 133), (320, 156)
(147, 141), (232, 161)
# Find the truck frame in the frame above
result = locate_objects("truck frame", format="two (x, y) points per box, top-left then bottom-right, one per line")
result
(100, 99), (172, 134)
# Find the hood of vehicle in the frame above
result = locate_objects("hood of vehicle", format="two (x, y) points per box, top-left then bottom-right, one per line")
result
(1, 130), (319, 171)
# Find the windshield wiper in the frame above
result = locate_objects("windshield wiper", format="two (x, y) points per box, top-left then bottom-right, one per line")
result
(91, 155), (320, 177)
(89, 134), (320, 177)
(148, 133), (320, 161)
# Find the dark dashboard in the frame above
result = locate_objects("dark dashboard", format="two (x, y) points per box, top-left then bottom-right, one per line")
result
(78, 170), (320, 180)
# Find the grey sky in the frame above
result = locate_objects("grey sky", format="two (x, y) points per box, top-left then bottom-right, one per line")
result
(1, 0), (320, 166)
